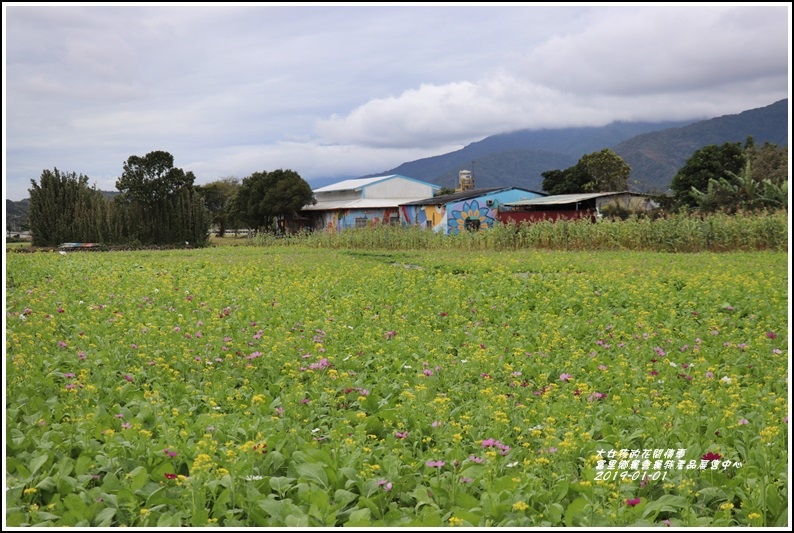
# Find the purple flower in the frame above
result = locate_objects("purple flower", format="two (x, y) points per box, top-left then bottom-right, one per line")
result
(560, 373), (573, 382)
(123, 375), (134, 382)
(395, 431), (408, 439)
(766, 331), (777, 339)
(423, 369), (434, 376)
(164, 448), (178, 457)
(626, 498), (641, 507)
(425, 460), (445, 468)
(468, 455), (483, 463)
(460, 477), (473, 483)
(705, 371), (715, 379)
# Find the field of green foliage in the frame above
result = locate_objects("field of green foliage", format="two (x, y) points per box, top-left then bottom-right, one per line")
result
(4, 246), (789, 527)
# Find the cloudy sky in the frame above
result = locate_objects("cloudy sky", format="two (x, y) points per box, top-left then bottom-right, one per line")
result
(3, 3), (790, 201)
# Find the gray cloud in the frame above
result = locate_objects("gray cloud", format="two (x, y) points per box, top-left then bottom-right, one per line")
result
(3, 4), (790, 201)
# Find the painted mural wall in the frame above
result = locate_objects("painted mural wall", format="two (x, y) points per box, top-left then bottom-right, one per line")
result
(314, 208), (400, 233)
(401, 189), (543, 234)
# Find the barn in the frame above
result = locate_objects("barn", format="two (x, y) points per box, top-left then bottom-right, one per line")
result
(302, 175), (441, 232)
(400, 187), (545, 234)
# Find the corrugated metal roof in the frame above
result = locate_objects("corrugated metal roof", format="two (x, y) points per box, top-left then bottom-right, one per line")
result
(302, 198), (429, 211)
(504, 191), (642, 207)
(312, 174), (440, 193)
(400, 188), (504, 206)
(313, 176), (395, 192)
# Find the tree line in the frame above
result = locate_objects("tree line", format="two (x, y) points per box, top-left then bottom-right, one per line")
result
(27, 151), (315, 247)
(24, 139), (788, 247)
(540, 139), (787, 213)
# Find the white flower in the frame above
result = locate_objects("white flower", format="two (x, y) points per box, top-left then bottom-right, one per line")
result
(461, 359), (468, 364)
(245, 475), (264, 481)
(154, 289), (159, 293)
(311, 428), (321, 434)
(506, 461), (519, 467)
(403, 365), (412, 369)
(669, 362), (677, 367)
(721, 376), (731, 384)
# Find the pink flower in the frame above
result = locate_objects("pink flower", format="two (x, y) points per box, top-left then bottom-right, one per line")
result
(423, 369), (434, 376)
(121, 422), (132, 429)
(123, 375), (133, 382)
(395, 431), (408, 439)
(425, 460), (445, 468)
(738, 418), (748, 425)
(164, 448), (178, 457)
(460, 477), (473, 483)
(626, 498), (641, 507)
(377, 479), (393, 491)
(468, 455), (483, 463)
(560, 373), (573, 382)
(766, 331), (777, 339)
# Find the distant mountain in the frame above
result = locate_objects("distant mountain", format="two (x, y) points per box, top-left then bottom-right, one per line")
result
(361, 99), (788, 194)
(614, 99), (789, 193)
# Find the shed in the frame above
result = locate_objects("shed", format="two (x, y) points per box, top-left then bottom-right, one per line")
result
(497, 191), (658, 224)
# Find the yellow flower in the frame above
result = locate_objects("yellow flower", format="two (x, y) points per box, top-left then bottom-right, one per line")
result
(23, 488), (37, 496)
(720, 502), (734, 511)
(513, 501), (529, 512)
(449, 517), (464, 526)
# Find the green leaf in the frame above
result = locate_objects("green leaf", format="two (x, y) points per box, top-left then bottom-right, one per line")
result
(295, 463), (328, 488)
(128, 466), (148, 491)
(346, 508), (371, 526)
(564, 497), (588, 526)
(269, 476), (296, 496)
(30, 453), (50, 476)
(93, 508), (116, 527)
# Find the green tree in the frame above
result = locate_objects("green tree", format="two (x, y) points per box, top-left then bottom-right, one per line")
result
(231, 169), (316, 232)
(541, 149), (630, 194)
(690, 158), (788, 213)
(578, 148), (630, 192)
(115, 151), (210, 245)
(28, 168), (107, 246)
(116, 150), (196, 206)
(746, 141), (788, 185)
(671, 142), (746, 209)
(196, 177), (241, 236)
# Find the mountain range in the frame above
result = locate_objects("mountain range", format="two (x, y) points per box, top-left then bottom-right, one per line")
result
(341, 98), (787, 194)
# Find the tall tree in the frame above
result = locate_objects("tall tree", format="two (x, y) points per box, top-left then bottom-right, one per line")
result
(231, 169), (315, 232)
(671, 142), (746, 209)
(115, 150), (210, 245)
(542, 149), (630, 194)
(578, 148), (630, 192)
(196, 177), (241, 236)
(116, 150), (195, 207)
(28, 168), (107, 246)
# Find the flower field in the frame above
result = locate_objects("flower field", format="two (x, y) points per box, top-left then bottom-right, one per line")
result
(4, 247), (789, 527)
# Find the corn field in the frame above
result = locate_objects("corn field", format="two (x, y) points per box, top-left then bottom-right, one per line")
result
(251, 211), (788, 252)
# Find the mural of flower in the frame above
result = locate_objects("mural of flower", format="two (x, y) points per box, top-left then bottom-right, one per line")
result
(448, 200), (494, 234)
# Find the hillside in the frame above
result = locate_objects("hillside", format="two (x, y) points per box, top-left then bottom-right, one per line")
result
(365, 99), (788, 193)
(614, 98), (789, 192)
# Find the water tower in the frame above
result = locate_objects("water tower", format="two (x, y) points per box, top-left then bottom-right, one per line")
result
(456, 169), (474, 192)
